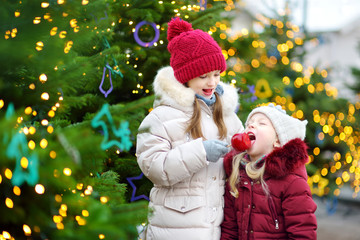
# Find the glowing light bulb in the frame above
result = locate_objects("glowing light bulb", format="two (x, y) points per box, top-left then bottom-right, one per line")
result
(21, 157), (29, 168)
(47, 125), (54, 133)
(23, 224), (31, 236)
(36, 41), (44, 51)
(41, 92), (49, 100)
(35, 184), (45, 194)
(50, 27), (58, 36)
(59, 31), (67, 38)
(53, 215), (63, 223)
(28, 140), (35, 150)
(82, 210), (89, 217)
(5, 169), (12, 179)
(55, 194), (62, 202)
(100, 196), (108, 204)
(2, 231), (11, 239)
(25, 106), (32, 115)
(33, 17), (41, 24)
(5, 198), (14, 208)
(41, 2), (49, 8)
(13, 186), (21, 196)
(63, 168), (72, 176)
(48, 110), (55, 117)
(49, 151), (56, 159)
(39, 73), (47, 83)
(40, 139), (48, 149)
(29, 126), (36, 134)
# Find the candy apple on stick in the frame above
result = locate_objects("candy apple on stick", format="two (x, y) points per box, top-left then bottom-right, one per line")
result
(231, 132), (251, 152)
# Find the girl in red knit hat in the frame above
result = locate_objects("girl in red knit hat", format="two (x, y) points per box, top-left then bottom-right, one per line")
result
(221, 103), (317, 240)
(136, 18), (244, 240)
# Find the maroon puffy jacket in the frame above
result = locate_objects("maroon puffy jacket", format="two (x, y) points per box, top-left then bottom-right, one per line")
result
(221, 138), (317, 240)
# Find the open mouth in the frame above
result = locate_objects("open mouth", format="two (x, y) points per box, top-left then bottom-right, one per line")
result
(247, 132), (256, 141)
(202, 89), (213, 96)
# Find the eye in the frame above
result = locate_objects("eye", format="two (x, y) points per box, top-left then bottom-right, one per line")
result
(199, 75), (207, 79)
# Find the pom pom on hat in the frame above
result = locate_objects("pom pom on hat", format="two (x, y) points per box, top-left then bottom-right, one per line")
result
(167, 18), (193, 42)
(245, 103), (308, 146)
(167, 18), (226, 84)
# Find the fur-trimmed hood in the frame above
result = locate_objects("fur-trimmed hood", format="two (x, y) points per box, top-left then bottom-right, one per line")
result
(152, 66), (239, 115)
(224, 138), (309, 179)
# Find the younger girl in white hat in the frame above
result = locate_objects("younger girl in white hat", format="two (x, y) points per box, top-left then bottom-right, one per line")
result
(221, 103), (317, 239)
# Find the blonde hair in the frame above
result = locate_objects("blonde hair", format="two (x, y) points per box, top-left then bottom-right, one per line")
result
(186, 92), (227, 140)
(229, 153), (269, 198)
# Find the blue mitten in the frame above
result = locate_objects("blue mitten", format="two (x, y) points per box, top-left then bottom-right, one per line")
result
(203, 140), (229, 162)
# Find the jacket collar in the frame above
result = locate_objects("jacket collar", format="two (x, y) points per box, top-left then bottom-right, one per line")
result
(224, 138), (309, 179)
(264, 138), (309, 179)
(152, 66), (239, 115)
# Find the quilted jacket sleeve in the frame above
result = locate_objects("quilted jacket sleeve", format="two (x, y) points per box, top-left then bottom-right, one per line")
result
(220, 182), (239, 240)
(282, 176), (317, 239)
(136, 112), (208, 187)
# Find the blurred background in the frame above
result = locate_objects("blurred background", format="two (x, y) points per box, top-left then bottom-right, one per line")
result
(1, 0), (360, 239)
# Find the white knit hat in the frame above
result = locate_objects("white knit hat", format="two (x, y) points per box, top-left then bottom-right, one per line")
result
(245, 103), (308, 146)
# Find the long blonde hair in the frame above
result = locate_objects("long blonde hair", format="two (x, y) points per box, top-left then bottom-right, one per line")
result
(186, 92), (227, 139)
(228, 153), (269, 198)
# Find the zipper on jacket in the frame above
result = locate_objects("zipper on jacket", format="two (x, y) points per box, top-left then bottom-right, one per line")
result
(268, 195), (279, 230)
(274, 219), (279, 230)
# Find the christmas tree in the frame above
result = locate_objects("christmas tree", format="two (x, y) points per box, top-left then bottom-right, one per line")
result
(0, 0), (149, 239)
(217, 4), (360, 199)
(0, 0), (229, 239)
(2, 0), (360, 239)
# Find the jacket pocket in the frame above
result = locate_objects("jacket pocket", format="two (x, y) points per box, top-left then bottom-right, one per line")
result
(164, 196), (205, 213)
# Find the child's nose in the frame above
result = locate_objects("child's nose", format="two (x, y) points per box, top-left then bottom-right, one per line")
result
(207, 77), (216, 86)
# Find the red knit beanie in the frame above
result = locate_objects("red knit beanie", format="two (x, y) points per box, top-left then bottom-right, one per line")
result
(167, 18), (227, 84)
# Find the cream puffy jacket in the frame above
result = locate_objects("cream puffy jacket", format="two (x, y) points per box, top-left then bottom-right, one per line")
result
(136, 66), (244, 240)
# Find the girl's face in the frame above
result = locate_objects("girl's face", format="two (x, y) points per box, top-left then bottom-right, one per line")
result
(187, 70), (221, 99)
(245, 113), (280, 162)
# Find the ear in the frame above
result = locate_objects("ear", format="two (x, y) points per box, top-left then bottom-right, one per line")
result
(273, 139), (281, 148)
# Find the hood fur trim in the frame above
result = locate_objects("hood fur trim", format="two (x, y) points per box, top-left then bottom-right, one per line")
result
(152, 66), (239, 114)
(224, 138), (309, 178)
(265, 138), (309, 178)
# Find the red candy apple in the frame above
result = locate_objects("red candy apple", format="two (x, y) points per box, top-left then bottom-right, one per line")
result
(231, 133), (251, 152)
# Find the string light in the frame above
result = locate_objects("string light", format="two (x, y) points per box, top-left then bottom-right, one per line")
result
(49, 150), (56, 159)
(13, 186), (21, 196)
(29, 126), (36, 135)
(40, 139), (48, 149)
(99, 234), (105, 239)
(20, 157), (29, 169)
(35, 184), (45, 194)
(5, 198), (14, 208)
(5, 169), (13, 179)
(39, 74), (47, 83)
(23, 224), (31, 236)
(63, 168), (72, 176)
(100, 196), (108, 204)
(41, 92), (49, 100)
(82, 210), (89, 217)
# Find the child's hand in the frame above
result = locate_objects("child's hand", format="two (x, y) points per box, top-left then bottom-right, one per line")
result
(202, 140), (229, 162)
(231, 133), (251, 152)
